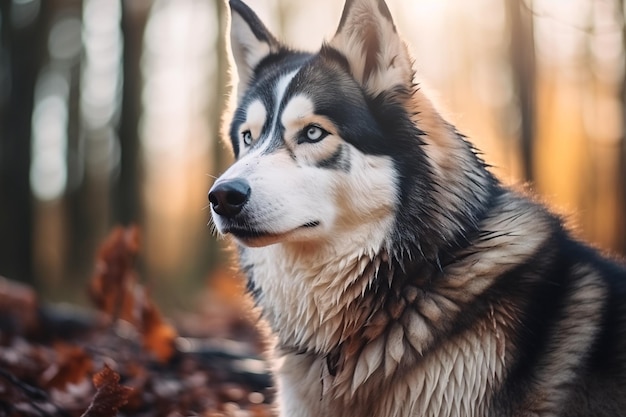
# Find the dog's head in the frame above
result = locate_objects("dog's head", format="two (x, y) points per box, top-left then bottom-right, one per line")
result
(209, 0), (413, 250)
(209, 0), (492, 256)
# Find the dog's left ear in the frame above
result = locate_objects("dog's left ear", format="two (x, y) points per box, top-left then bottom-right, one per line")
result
(329, 0), (413, 96)
(229, 0), (282, 96)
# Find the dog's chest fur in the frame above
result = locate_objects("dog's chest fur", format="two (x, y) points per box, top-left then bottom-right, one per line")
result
(274, 312), (507, 417)
(242, 229), (391, 355)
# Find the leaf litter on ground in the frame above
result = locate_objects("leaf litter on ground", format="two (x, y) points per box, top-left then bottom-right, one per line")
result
(0, 226), (272, 417)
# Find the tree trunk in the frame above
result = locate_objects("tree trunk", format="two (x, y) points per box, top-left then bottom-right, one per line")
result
(507, 0), (537, 182)
(206, 0), (231, 271)
(114, 0), (152, 225)
(0, 0), (50, 284)
(617, 0), (626, 255)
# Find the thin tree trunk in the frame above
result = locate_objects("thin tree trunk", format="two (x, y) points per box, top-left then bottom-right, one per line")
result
(617, 0), (626, 255)
(0, 0), (50, 284)
(115, 0), (152, 225)
(206, 0), (231, 271)
(507, 0), (537, 182)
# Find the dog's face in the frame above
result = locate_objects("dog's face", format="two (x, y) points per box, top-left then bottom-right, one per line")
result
(209, 0), (417, 249)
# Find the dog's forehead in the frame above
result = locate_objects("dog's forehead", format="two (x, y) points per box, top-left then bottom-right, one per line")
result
(240, 54), (361, 118)
(290, 58), (363, 108)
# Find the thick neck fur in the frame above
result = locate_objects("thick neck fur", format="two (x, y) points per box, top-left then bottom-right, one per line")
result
(385, 86), (499, 265)
(242, 217), (395, 354)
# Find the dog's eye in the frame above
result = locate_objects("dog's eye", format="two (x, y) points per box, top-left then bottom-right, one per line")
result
(242, 130), (253, 145)
(301, 125), (329, 143)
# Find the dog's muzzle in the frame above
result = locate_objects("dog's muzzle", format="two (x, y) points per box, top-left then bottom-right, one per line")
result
(208, 178), (251, 218)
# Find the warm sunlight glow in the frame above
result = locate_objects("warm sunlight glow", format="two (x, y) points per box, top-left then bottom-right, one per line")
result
(141, 0), (217, 276)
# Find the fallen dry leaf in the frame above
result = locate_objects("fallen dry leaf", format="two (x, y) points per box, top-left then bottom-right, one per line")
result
(41, 343), (93, 390)
(80, 365), (133, 417)
(0, 225), (274, 416)
(141, 295), (177, 363)
(0, 276), (39, 335)
(88, 226), (140, 320)
(88, 226), (177, 362)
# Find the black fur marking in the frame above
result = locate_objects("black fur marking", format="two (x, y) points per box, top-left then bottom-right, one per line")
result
(326, 350), (341, 376)
(245, 272), (263, 302)
(240, 255), (263, 302)
(227, 226), (274, 239)
(229, 112), (243, 158)
(319, 44), (351, 74)
(253, 51), (311, 86)
(302, 220), (321, 228)
(227, 221), (320, 241)
(316, 145), (351, 171)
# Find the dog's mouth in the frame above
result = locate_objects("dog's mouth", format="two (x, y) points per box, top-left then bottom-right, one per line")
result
(224, 220), (321, 247)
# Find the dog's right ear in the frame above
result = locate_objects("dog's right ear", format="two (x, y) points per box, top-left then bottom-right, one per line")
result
(229, 0), (281, 95)
(328, 0), (413, 97)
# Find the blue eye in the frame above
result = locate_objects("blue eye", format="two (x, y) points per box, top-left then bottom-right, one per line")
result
(242, 130), (253, 145)
(302, 125), (329, 143)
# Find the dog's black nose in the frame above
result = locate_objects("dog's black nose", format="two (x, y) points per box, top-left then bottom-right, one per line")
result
(208, 178), (251, 217)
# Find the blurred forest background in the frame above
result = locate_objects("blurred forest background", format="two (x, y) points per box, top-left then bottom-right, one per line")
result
(0, 0), (624, 311)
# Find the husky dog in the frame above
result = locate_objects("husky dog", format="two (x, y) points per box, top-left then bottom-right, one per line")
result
(208, 0), (626, 415)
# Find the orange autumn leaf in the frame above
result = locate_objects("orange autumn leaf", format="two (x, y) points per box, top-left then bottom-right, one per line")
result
(88, 225), (177, 363)
(89, 226), (140, 321)
(141, 297), (177, 363)
(81, 365), (133, 417)
(41, 343), (93, 389)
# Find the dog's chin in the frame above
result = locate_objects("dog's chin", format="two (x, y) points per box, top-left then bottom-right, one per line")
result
(225, 221), (321, 248)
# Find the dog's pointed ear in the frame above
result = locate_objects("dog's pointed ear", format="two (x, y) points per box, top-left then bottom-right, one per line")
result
(328, 0), (413, 96)
(229, 0), (281, 94)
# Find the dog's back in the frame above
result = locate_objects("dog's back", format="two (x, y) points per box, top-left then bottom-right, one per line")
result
(209, 0), (626, 415)
(490, 234), (626, 416)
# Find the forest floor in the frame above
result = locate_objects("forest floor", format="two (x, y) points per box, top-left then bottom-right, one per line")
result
(0, 226), (273, 417)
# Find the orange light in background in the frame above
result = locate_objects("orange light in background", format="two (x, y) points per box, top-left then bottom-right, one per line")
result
(532, 0), (624, 250)
(140, 0), (218, 279)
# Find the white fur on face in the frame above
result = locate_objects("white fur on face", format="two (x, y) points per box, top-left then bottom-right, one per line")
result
(215, 136), (398, 251)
